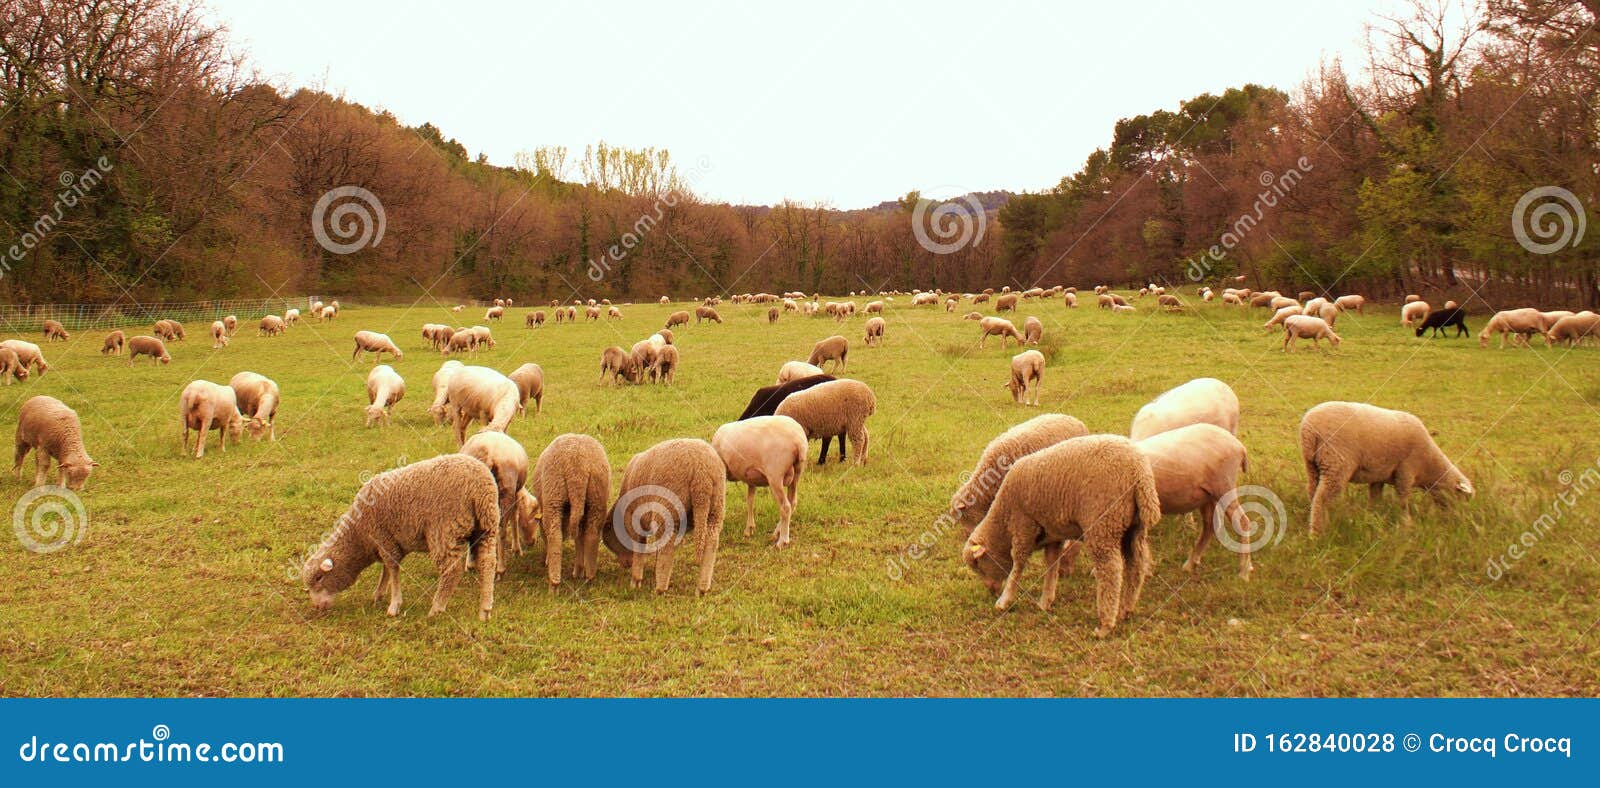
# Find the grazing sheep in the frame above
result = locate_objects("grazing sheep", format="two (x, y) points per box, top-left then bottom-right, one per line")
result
(948, 413), (1089, 533)
(1111, 304), (1136, 314)
(532, 433), (612, 587)
(1269, 296), (1300, 312)
(1222, 292), (1243, 305)
(152, 319), (180, 341)
(364, 364), (406, 427)
(1022, 316), (1042, 345)
(302, 454), (500, 619)
(1315, 302), (1340, 325)
(962, 311), (983, 321)
(978, 316), (1023, 348)
(695, 306), (723, 324)
(1248, 293), (1276, 308)
(223, 315), (238, 335)
(608, 306), (623, 320)
(656, 344), (679, 384)
(285, 308), (301, 326)
(565, 306), (578, 322)
(600, 346), (640, 384)
(527, 310), (545, 328)
(259, 315), (285, 336)
(428, 360), (466, 424)
(1133, 423), (1253, 578)
(311, 300), (324, 314)
(421, 323), (452, 350)
(41, 319), (69, 342)
(125, 335), (171, 365)
(320, 305), (336, 322)
(1283, 314), (1342, 352)
(485, 305), (505, 321)
(1299, 401), (1473, 535)
(0, 340), (48, 378)
(865, 300), (884, 314)
(863, 316), (886, 347)
(1335, 295), (1364, 314)
(1157, 294), (1183, 311)
(508, 363), (544, 416)
(1063, 292), (1078, 307)
(1303, 297), (1329, 315)
(630, 339), (661, 383)
(0, 348), (26, 384)
(666, 310), (690, 328)
(443, 365), (519, 444)
(1297, 290), (1317, 302)
(1007, 349), (1045, 405)
(346, 329), (403, 363)
(602, 438), (727, 593)
(738, 374), (837, 421)
(1401, 300), (1430, 328)
(995, 293), (1019, 312)
(101, 330), (124, 356)
(1539, 310), (1575, 332)
(446, 329), (477, 355)
(961, 435), (1159, 637)
(1263, 304), (1301, 331)
(1479, 308), (1546, 348)
(712, 415), (807, 547)
(229, 371), (281, 441)
(1547, 311), (1600, 346)
(460, 430), (531, 573)
(13, 395), (97, 489)
(1129, 377), (1240, 440)
(807, 335), (849, 372)
(554, 308), (565, 324)
(210, 321), (229, 348)
(767, 306), (779, 324)
(468, 325), (495, 349)
(584, 306), (601, 321)
(657, 328), (675, 345)
(1414, 307), (1469, 338)
(777, 360), (825, 384)
(179, 380), (244, 458)
(660, 296), (671, 304)
(774, 378), (875, 465)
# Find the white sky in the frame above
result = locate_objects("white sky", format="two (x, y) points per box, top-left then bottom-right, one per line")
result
(209, 0), (1379, 208)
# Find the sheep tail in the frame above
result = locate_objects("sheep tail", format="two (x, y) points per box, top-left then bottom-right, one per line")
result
(1132, 465), (1162, 533)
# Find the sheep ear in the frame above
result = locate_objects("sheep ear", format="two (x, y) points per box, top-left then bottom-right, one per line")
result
(968, 543), (987, 559)
(320, 558), (334, 572)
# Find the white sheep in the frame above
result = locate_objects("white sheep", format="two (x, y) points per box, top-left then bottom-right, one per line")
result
(1129, 377), (1240, 440)
(711, 415), (807, 547)
(443, 365), (519, 445)
(773, 378), (875, 465)
(179, 380), (244, 458)
(508, 363), (544, 416)
(228, 371), (280, 441)
(428, 360), (466, 425)
(1281, 314), (1341, 352)
(13, 395), (97, 489)
(948, 413), (1088, 533)
(1300, 401), (1473, 535)
(364, 364), (405, 427)
(1007, 349), (1044, 406)
(352, 330), (404, 362)
(777, 360), (825, 384)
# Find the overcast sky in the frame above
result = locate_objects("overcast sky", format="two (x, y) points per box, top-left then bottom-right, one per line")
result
(210, 0), (1381, 208)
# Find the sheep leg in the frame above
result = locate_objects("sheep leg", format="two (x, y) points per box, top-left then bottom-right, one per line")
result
(1058, 540), (1082, 577)
(1308, 469), (1345, 536)
(473, 534), (496, 620)
(1394, 472), (1416, 526)
(372, 562), (392, 604)
(653, 528), (680, 593)
(695, 507), (720, 594)
(383, 559), (404, 615)
(543, 506), (565, 590)
(851, 427), (868, 465)
(994, 522), (1039, 611)
(12, 440), (30, 478)
(32, 450), (50, 487)
(1368, 483), (1383, 503)
(193, 406), (211, 458)
(1120, 524), (1151, 619)
(743, 485), (757, 538)
(767, 477), (792, 548)
(429, 547), (468, 616)
(1089, 542), (1124, 638)
(578, 509), (603, 582)
(1184, 502), (1217, 573)
(817, 436), (831, 465)
(1038, 541), (1062, 611)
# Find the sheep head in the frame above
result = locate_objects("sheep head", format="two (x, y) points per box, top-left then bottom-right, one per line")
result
(60, 460), (97, 491)
(961, 535), (1007, 595)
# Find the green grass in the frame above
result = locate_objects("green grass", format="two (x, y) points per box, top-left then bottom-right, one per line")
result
(1, 295), (1598, 697)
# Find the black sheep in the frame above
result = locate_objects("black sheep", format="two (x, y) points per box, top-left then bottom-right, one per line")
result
(736, 374), (836, 421)
(1415, 307), (1469, 338)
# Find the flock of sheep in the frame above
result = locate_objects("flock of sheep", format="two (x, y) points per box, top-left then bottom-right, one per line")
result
(6, 279), (1576, 636)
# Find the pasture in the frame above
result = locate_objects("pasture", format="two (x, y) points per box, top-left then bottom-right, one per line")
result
(1, 295), (1597, 697)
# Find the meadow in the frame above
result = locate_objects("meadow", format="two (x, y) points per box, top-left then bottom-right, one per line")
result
(1, 294), (1597, 697)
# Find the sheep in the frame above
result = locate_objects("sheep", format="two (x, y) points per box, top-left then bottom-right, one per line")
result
(364, 364), (406, 427)
(0, 348), (25, 384)
(1200, 288), (1214, 302)
(1157, 294), (1183, 311)
(229, 371), (280, 441)
(494, 298), (505, 307)
(1316, 302), (1340, 325)
(350, 330), (403, 363)
(1547, 312), (1600, 346)
(210, 321), (229, 348)
(442, 365), (519, 444)
(863, 316), (886, 347)
(712, 415), (807, 547)
(284, 308), (300, 326)
(1269, 295), (1300, 312)
(421, 323), (453, 350)
(584, 306), (601, 321)
(152, 319), (181, 341)
(427, 360), (466, 424)
(1222, 292), (1243, 305)
(660, 296), (671, 304)
(311, 300), (324, 314)
(1263, 304), (1301, 331)
(125, 335), (171, 365)
(508, 363), (544, 416)
(1248, 293), (1276, 308)
(532, 433), (612, 587)
(602, 438), (727, 593)
(179, 380), (244, 458)
(320, 305), (336, 322)
(1297, 290), (1317, 302)
(608, 306), (623, 320)
(656, 344), (679, 384)
(657, 328), (675, 345)
(1283, 314), (1342, 352)
(1111, 304), (1136, 314)
(1414, 307), (1469, 338)
(223, 315), (238, 336)
(630, 339), (661, 383)
(41, 319), (69, 342)
(485, 305), (505, 321)
(1022, 316), (1042, 345)
(302, 454), (499, 619)
(961, 434), (1159, 636)
(101, 330), (124, 355)
(994, 293), (1019, 312)
(1132, 423), (1253, 578)
(446, 329), (477, 355)
(0, 340), (48, 378)
(1303, 297), (1329, 315)
(554, 308), (565, 324)
(600, 346), (640, 384)
(527, 310), (546, 328)
(768, 306), (780, 324)
(978, 316), (1023, 348)
(565, 306), (578, 321)
(948, 413), (1089, 534)
(1300, 401), (1474, 535)
(1006, 349), (1045, 406)
(972, 292), (990, 304)
(460, 430), (531, 574)
(774, 378), (875, 465)
(666, 310), (690, 328)
(739, 374), (837, 420)
(1479, 308), (1546, 348)
(1129, 377), (1239, 440)
(865, 300), (884, 314)
(1063, 292), (1078, 307)
(1443, 300), (1459, 310)
(1539, 310), (1575, 332)
(13, 395), (97, 489)
(258, 315), (285, 336)
(807, 335), (849, 372)
(469, 325), (495, 349)
(695, 306), (723, 323)
(1401, 300), (1430, 328)
(962, 311), (983, 321)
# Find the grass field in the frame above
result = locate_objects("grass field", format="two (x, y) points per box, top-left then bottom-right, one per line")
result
(1, 294), (1597, 697)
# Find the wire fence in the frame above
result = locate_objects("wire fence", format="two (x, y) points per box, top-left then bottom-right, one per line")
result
(0, 297), (323, 333)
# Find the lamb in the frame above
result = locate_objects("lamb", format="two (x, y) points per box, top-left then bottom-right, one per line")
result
(485, 305), (505, 321)
(228, 371), (281, 441)
(302, 454), (500, 619)
(994, 293), (1019, 312)
(41, 319), (69, 342)
(947, 413), (1089, 533)
(179, 380), (244, 458)
(1400, 300), (1430, 328)
(863, 316), (886, 347)
(774, 378), (875, 465)
(1547, 311), (1600, 346)
(364, 364), (406, 426)
(977, 316), (1023, 348)
(600, 346), (639, 384)
(442, 365), (519, 444)
(631, 339), (661, 383)
(1129, 377), (1239, 440)
(961, 434), (1159, 637)
(428, 360), (466, 424)
(1282, 314), (1341, 351)
(1414, 307), (1468, 338)
(527, 310), (545, 328)
(259, 315), (285, 335)
(284, 308), (300, 326)
(13, 395), (97, 489)
(1022, 316), (1043, 345)
(0, 348), (25, 384)
(1479, 308), (1546, 348)
(666, 310), (691, 328)
(1006, 349), (1045, 405)
(210, 320), (229, 348)
(352, 330), (403, 362)
(739, 374), (837, 420)
(223, 315), (238, 336)
(807, 335), (849, 372)
(712, 415), (807, 547)
(508, 363), (544, 416)
(602, 438), (727, 593)
(695, 306), (723, 323)
(101, 330), (124, 355)
(656, 344), (679, 384)
(1133, 423), (1253, 578)
(532, 433), (612, 587)
(460, 430), (531, 573)
(1299, 401), (1473, 535)
(126, 335), (171, 365)
(1263, 304), (1301, 330)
